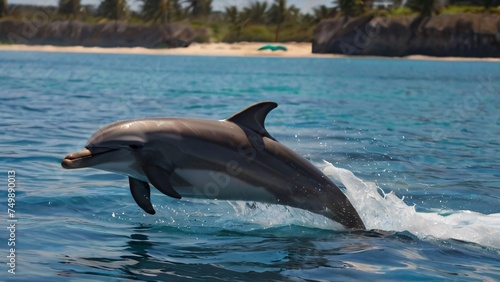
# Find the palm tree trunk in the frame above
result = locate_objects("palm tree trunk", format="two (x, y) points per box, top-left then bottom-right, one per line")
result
(274, 22), (281, 42)
(166, 0), (171, 24)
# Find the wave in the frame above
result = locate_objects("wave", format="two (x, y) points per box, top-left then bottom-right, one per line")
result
(322, 161), (500, 249)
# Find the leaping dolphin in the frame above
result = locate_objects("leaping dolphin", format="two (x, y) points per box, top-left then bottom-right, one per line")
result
(62, 101), (365, 229)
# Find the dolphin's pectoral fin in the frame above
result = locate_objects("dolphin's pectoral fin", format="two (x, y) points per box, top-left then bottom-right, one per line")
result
(129, 177), (156, 215)
(143, 165), (182, 199)
(170, 173), (192, 187)
(226, 101), (278, 141)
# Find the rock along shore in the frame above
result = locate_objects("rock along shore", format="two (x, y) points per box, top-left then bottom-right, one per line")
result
(313, 14), (500, 58)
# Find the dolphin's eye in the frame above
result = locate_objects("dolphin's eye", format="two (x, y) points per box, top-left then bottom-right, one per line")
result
(129, 144), (143, 150)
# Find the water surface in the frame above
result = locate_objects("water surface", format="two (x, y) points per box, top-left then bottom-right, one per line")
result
(1, 52), (499, 281)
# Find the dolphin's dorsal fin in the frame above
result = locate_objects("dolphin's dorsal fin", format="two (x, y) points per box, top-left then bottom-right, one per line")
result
(226, 101), (278, 141)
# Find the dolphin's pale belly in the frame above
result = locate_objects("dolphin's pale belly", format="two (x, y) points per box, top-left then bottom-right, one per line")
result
(95, 160), (144, 180)
(172, 169), (277, 202)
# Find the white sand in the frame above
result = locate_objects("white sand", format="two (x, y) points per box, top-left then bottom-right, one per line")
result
(0, 42), (323, 57)
(0, 43), (498, 62)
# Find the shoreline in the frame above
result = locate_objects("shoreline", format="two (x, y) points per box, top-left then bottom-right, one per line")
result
(0, 43), (499, 62)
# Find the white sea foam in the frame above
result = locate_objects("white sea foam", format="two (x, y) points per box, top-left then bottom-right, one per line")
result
(151, 162), (499, 249)
(322, 161), (500, 249)
(227, 201), (345, 230)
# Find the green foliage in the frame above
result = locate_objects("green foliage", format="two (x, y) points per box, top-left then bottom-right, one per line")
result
(312, 5), (336, 22)
(406, 0), (439, 16)
(59, 0), (80, 16)
(239, 25), (275, 42)
(8, 0), (500, 46)
(185, 0), (212, 18)
(139, 0), (183, 23)
(387, 2), (500, 15)
(441, 4), (500, 14)
(140, 0), (166, 23)
(390, 6), (414, 15)
(205, 21), (226, 41)
(277, 23), (314, 42)
(268, 0), (293, 42)
(337, 0), (364, 17)
(222, 20), (313, 43)
(392, 0), (404, 6)
(268, 0), (288, 25)
(242, 1), (268, 24)
(223, 6), (248, 41)
(220, 0), (315, 43)
(224, 5), (239, 24)
(97, 0), (128, 20)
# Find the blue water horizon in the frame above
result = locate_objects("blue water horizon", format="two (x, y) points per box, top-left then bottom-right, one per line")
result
(1, 51), (499, 281)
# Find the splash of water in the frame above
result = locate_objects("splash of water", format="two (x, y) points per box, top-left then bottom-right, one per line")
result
(129, 162), (499, 249)
(226, 201), (344, 231)
(322, 161), (500, 249)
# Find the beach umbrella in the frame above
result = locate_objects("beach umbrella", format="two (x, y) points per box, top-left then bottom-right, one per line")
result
(258, 44), (287, 51)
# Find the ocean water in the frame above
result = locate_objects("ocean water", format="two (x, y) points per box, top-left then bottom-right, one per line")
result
(0, 51), (499, 281)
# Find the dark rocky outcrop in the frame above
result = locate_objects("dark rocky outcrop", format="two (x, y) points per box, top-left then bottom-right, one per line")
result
(313, 14), (500, 57)
(0, 20), (208, 48)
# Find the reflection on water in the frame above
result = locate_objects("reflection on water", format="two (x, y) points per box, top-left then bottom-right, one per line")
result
(56, 227), (466, 281)
(55, 226), (383, 280)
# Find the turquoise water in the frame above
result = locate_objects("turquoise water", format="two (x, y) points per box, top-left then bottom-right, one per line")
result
(1, 51), (499, 281)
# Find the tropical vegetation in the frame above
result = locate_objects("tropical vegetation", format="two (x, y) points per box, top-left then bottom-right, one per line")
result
(0, 0), (498, 43)
(58, 0), (80, 18)
(97, 0), (128, 20)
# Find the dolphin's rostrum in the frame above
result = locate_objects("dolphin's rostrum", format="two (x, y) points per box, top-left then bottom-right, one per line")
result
(62, 101), (365, 229)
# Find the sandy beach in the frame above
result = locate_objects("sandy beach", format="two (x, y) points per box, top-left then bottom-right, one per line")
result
(0, 42), (320, 57)
(0, 43), (499, 62)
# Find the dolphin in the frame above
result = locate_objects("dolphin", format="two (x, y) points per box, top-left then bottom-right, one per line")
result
(62, 101), (365, 229)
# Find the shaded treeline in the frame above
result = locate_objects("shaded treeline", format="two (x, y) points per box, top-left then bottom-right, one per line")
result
(1, 0), (499, 42)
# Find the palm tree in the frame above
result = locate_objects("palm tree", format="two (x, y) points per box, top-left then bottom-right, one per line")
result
(97, 0), (128, 21)
(312, 5), (335, 22)
(142, 0), (183, 23)
(406, 0), (439, 44)
(185, 0), (212, 18)
(225, 5), (239, 26)
(407, 0), (438, 17)
(169, 0), (183, 20)
(336, 0), (364, 18)
(287, 4), (300, 22)
(225, 5), (244, 41)
(140, 0), (170, 23)
(268, 0), (290, 42)
(58, 0), (81, 19)
(0, 0), (8, 17)
(242, 1), (268, 24)
(98, 0), (128, 33)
